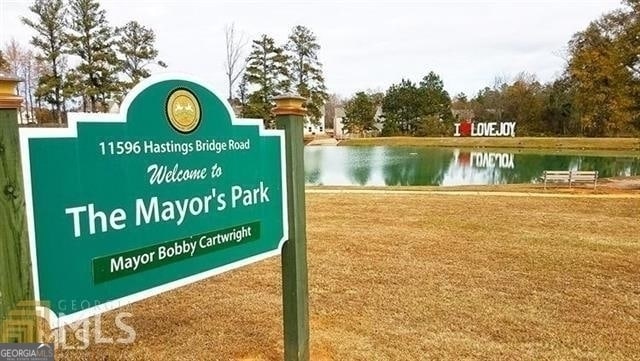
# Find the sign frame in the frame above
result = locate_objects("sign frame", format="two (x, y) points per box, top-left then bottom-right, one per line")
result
(18, 74), (289, 327)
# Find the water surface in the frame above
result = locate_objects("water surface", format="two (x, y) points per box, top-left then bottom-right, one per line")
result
(305, 146), (640, 186)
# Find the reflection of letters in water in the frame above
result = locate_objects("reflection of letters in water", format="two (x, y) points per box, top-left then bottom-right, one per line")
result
(470, 152), (515, 169)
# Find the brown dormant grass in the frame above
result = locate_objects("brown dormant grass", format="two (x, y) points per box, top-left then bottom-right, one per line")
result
(56, 193), (640, 360)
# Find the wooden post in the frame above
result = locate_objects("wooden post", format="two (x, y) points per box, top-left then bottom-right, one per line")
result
(0, 74), (36, 343)
(274, 95), (310, 361)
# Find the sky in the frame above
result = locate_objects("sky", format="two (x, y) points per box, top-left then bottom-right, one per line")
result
(0, 0), (625, 98)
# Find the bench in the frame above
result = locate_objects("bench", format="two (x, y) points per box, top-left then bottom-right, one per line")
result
(543, 170), (598, 189)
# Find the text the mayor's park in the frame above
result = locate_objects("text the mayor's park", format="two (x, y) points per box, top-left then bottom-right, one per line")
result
(65, 179), (271, 238)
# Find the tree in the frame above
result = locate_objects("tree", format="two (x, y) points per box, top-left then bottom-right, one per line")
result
(542, 77), (578, 136)
(453, 92), (468, 103)
(367, 90), (385, 106)
(116, 21), (166, 95)
(568, 25), (628, 135)
(567, 1), (640, 136)
(382, 79), (422, 135)
(285, 25), (328, 125)
(224, 23), (247, 102)
(469, 75), (510, 123)
(244, 34), (289, 126)
(3, 40), (23, 77)
(236, 73), (249, 117)
(418, 71), (453, 123)
(0, 50), (9, 72)
(620, 0), (640, 131)
(381, 71), (453, 136)
(22, 0), (67, 123)
(67, 0), (120, 112)
(617, 0), (640, 80)
(501, 72), (545, 135)
(344, 92), (376, 135)
(3, 40), (41, 122)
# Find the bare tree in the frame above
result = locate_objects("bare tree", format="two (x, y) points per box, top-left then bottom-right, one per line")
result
(224, 23), (247, 102)
(22, 50), (39, 122)
(3, 40), (25, 122)
(4, 39), (40, 123)
(4, 39), (23, 77)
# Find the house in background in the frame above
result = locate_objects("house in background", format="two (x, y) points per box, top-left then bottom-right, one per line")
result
(334, 107), (347, 139)
(303, 105), (325, 136)
(452, 109), (475, 121)
(372, 105), (384, 133)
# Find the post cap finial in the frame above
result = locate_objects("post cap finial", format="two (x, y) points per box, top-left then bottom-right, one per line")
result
(0, 74), (23, 109)
(273, 94), (306, 116)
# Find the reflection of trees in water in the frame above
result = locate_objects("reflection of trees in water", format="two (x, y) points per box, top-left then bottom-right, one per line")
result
(495, 154), (574, 183)
(382, 148), (455, 186)
(304, 148), (322, 184)
(576, 156), (640, 177)
(346, 147), (374, 186)
(485, 153), (640, 183)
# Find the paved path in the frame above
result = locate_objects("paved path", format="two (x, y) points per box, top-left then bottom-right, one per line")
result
(306, 188), (640, 199)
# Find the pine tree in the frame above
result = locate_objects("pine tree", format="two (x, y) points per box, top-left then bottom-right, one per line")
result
(419, 71), (453, 123)
(67, 0), (119, 112)
(236, 73), (249, 117)
(381, 79), (422, 135)
(244, 34), (289, 126)
(116, 21), (166, 94)
(381, 71), (453, 136)
(22, 0), (67, 123)
(344, 92), (376, 135)
(285, 25), (328, 125)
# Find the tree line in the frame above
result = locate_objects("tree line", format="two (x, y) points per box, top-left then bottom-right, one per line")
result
(341, 0), (640, 137)
(227, 25), (328, 127)
(0, 0), (164, 123)
(4, 0), (637, 137)
(2, 5), (329, 128)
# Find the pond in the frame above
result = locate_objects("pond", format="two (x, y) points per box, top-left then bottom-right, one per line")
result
(305, 146), (640, 186)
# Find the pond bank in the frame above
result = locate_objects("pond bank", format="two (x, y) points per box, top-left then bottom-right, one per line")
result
(338, 136), (640, 152)
(306, 176), (640, 196)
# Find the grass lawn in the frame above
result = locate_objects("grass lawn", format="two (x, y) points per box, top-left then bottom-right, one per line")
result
(339, 136), (640, 152)
(56, 192), (640, 360)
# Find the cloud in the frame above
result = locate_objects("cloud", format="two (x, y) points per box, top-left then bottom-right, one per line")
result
(1, 0), (623, 97)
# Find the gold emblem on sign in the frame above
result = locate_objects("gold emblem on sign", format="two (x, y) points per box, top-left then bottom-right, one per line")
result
(166, 89), (201, 133)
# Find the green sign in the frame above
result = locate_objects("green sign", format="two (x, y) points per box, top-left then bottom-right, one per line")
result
(19, 75), (287, 325)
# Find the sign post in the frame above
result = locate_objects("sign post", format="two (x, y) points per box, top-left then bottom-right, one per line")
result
(274, 95), (310, 361)
(0, 75), (38, 343)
